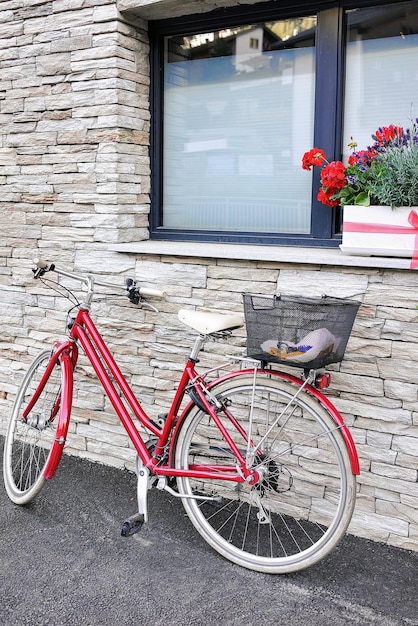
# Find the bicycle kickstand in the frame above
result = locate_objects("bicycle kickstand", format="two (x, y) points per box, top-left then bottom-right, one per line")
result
(121, 465), (150, 537)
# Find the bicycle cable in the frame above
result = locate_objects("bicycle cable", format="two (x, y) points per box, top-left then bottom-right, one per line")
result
(39, 275), (81, 307)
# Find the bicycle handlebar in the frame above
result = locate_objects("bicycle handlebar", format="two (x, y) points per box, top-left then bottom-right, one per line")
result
(32, 258), (166, 300)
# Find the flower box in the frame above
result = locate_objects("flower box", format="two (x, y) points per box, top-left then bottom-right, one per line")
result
(340, 205), (418, 268)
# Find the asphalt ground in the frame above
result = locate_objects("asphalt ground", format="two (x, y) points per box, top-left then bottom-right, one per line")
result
(0, 436), (417, 626)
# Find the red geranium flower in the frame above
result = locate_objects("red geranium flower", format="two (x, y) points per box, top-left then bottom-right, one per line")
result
(320, 161), (347, 190)
(317, 188), (340, 207)
(374, 124), (403, 145)
(348, 148), (377, 167)
(301, 148), (327, 170)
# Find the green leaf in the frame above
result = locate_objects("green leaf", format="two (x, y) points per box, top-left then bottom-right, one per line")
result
(354, 192), (370, 206)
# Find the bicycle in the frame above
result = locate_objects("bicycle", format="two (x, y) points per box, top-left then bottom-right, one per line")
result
(3, 259), (360, 574)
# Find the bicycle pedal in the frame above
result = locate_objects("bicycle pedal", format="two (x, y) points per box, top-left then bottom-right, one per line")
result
(121, 513), (144, 537)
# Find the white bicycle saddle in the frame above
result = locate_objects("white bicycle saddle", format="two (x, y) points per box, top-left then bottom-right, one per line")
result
(178, 309), (244, 335)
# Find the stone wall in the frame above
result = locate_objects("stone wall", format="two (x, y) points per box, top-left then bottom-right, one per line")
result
(0, 0), (150, 261)
(0, 0), (417, 553)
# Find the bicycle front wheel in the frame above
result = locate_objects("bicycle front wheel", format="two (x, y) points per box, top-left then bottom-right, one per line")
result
(3, 350), (69, 505)
(175, 374), (356, 574)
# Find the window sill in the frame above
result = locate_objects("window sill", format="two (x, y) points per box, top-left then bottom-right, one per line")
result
(107, 241), (414, 271)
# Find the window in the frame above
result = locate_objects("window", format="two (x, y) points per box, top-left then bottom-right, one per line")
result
(150, 1), (418, 247)
(162, 19), (316, 236)
(343, 3), (418, 159)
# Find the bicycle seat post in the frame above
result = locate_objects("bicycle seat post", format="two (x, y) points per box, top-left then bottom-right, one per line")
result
(190, 334), (206, 361)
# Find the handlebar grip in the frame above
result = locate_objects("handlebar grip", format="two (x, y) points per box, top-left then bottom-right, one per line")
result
(32, 257), (55, 278)
(139, 287), (166, 298)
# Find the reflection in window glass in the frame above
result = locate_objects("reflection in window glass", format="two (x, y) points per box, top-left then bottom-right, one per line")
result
(163, 18), (316, 233)
(343, 1), (418, 159)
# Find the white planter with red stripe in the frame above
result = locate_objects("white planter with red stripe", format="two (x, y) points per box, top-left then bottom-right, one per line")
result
(340, 205), (418, 268)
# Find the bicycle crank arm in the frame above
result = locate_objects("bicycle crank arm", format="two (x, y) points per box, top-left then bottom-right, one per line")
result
(157, 478), (222, 503)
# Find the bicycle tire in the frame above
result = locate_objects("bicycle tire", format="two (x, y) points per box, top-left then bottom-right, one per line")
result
(3, 349), (70, 505)
(175, 373), (356, 574)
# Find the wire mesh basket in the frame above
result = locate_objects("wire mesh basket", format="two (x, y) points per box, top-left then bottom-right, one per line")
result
(243, 293), (360, 369)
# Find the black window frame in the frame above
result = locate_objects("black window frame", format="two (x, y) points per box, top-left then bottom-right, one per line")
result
(149, 0), (384, 248)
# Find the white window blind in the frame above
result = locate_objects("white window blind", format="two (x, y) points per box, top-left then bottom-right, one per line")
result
(163, 41), (316, 234)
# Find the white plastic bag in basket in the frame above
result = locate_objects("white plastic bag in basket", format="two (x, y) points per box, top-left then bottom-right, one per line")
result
(261, 327), (341, 363)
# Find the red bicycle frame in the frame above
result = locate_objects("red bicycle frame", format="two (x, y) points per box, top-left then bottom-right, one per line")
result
(34, 307), (260, 483)
(26, 304), (360, 482)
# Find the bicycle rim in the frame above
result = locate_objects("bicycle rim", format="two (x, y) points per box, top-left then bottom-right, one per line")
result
(175, 375), (356, 574)
(3, 350), (63, 505)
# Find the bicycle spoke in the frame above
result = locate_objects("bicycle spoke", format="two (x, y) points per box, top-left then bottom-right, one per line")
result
(3, 351), (64, 504)
(176, 374), (356, 573)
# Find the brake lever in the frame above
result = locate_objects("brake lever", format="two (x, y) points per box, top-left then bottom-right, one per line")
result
(125, 278), (159, 312)
(32, 267), (45, 279)
(126, 278), (141, 304)
(32, 259), (55, 280)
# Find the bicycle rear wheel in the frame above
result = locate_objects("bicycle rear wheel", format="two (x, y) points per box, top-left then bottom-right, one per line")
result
(3, 350), (68, 505)
(175, 374), (356, 574)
